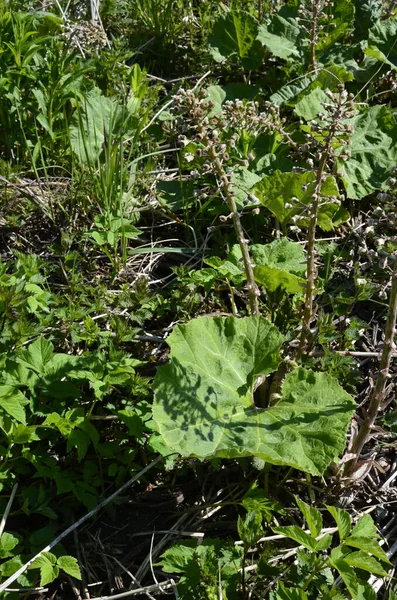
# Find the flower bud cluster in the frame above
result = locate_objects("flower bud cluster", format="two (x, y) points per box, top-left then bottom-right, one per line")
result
(296, 85), (355, 170)
(172, 89), (290, 179)
(297, 0), (335, 48)
(354, 169), (397, 280)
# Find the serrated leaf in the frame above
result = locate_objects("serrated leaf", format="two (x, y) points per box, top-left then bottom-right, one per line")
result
(276, 582), (309, 600)
(230, 239), (306, 294)
(366, 19), (397, 69)
(330, 554), (358, 599)
(294, 87), (328, 121)
(338, 105), (397, 199)
(238, 511), (264, 548)
(274, 526), (317, 551)
(296, 497), (322, 538)
(257, 25), (299, 60)
(40, 563), (59, 586)
(315, 533), (333, 551)
(344, 536), (392, 563)
(153, 318), (355, 475)
(252, 170), (343, 230)
(357, 584), (377, 600)
(327, 505), (351, 541)
(0, 533), (19, 559)
(57, 555), (82, 580)
(345, 551), (389, 576)
(12, 425), (40, 444)
(158, 540), (197, 573)
(351, 514), (378, 538)
(30, 551), (57, 569)
(208, 10), (263, 69)
(0, 386), (28, 425)
(17, 338), (54, 374)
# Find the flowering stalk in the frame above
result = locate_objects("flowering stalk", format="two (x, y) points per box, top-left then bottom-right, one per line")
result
(297, 87), (354, 358)
(204, 141), (259, 315)
(297, 0), (334, 71)
(343, 264), (397, 476)
(173, 90), (262, 314)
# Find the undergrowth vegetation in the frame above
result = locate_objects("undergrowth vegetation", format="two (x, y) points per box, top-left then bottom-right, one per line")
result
(0, 0), (396, 598)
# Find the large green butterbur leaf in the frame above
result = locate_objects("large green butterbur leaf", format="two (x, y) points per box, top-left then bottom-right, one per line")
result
(366, 19), (397, 69)
(208, 10), (263, 69)
(153, 316), (355, 475)
(339, 105), (397, 199)
(252, 170), (347, 230)
(228, 240), (306, 294)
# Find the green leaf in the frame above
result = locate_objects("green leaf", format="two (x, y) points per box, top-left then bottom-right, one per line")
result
(276, 582), (309, 600)
(158, 540), (197, 573)
(270, 74), (317, 106)
(316, 0), (355, 56)
(70, 88), (134, 163)
(153, 318), (355, 475)
(296, 497), (322, 538)
(67, 428), (90, 462)
(30, 552), (59, 586)
(0, 386), (28, 425)
(366, 19), (397, 69)
(339, 105), (397, 199)
(230, 239), (306, 294)
(117, 409), (144, 436)
(242, 484), (283, 521)
(257, 25), (299, 60)
(208, 10), (263, 69)
(17, 338), (54, 374)
(238, 511), (264, 548)
(315, 533), (333, 551)
(273, 525), (317, 551)
(252, 170), (343, 230)
(12, 425), (40, 444)
(343, 536), (392, 563)
(57, 555), (82, 580)
(351, 514), (378, 538)
(294, 87), (328, 121)
(327, 505), (351, 541)
(357, 584), (377, 600)
(0, 533), (19, 559)
(254, 265), (304, 294)
(344, 550), (389, 577)
(330, 552), (358, 599)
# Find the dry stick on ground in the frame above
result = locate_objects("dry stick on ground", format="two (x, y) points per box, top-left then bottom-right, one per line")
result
(343, 265), (397, 477)
(0, 455), (164, 594)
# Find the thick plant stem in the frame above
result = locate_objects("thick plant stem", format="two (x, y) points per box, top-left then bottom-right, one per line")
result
(297, 93), (343, 359)
(209, 147), (260, 316)
(344, 267), (397, 476)
(309, 0), (319, 71)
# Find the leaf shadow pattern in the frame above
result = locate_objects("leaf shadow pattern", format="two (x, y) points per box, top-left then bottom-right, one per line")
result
(153, 359), (355, 475)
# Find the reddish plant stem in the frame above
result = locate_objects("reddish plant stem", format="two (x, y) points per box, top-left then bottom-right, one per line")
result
(344, 266), (397, 476)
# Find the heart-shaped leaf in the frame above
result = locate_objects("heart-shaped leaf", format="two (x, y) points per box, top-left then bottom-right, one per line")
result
(153, 316), (355, 474)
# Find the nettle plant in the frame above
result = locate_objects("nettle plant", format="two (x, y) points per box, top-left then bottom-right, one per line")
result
(159, 497), (392, 600)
